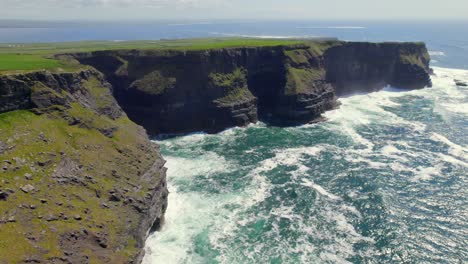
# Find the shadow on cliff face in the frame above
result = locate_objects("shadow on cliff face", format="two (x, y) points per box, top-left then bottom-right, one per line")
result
(247, 70), (285, 122)
(69, 42), (432, 137)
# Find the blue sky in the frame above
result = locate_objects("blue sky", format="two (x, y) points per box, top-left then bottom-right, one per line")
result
(1, 0), (466, 20)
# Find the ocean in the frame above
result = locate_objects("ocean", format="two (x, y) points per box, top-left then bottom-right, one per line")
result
(142, 67), (467, 263)
(2, 20), (466, 263)
(1, 20), (468, 69)
(138, 21), (467, 264)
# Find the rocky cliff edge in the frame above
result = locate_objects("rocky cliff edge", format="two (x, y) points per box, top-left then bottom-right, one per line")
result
(0, 69), (167, 263)
(72, 41), (432, 135)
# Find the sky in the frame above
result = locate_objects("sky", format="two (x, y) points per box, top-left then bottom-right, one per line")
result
(0, 0), (466, 21)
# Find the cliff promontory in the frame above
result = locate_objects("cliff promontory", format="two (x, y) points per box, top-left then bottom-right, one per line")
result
(72, 41), (432, 135)
(0, 39), (432, 263)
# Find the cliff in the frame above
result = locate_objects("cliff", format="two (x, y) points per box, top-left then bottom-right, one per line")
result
(72, 41), (432, 135)
(0, 70), (167, 263)
(324, 42), (432, 95)
(0, 40), (431, 264)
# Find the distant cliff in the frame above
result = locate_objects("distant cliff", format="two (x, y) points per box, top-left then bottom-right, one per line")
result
(72, 41), (432, 135)
(324, 42), (432, 95)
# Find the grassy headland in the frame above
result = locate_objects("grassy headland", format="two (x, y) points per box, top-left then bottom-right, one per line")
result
(0, 38), (308, 73)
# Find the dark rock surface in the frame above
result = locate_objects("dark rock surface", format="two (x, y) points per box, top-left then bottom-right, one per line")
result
(0, 69), (123, 119)
(73, 44), (338, 134)
(0, 191), (8, 201)
(324, 42), (432, 95)
(454, 79), (467, 87)
(72, 41), (432, 135)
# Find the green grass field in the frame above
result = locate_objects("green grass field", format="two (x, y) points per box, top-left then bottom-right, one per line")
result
(0, 38), (307, 73)
(0, 53), (65, 72)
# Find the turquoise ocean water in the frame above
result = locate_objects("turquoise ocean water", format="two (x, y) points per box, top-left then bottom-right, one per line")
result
(134, 22), (468, 263)
(143, 66), (467, 263)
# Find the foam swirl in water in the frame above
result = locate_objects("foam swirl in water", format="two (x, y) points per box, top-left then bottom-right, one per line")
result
(143, 67), (467, 264)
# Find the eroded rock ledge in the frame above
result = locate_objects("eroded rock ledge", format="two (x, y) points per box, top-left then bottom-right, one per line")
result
(0, 41), (431, 264)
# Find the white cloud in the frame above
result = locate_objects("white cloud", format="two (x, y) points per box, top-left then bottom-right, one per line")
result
(0, 0), (465, 20)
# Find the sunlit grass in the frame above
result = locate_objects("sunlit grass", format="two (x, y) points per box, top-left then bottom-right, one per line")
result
(0, 38), (307, 73)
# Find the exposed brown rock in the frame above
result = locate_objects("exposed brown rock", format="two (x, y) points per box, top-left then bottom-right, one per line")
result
(20, 184), (35, 193)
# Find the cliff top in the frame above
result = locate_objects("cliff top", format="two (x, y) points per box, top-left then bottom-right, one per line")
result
(0, 38), (429, 74)
(0, 38), (310, 74)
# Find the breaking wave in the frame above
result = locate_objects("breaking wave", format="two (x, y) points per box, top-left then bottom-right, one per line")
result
(429, 51), (446, 56)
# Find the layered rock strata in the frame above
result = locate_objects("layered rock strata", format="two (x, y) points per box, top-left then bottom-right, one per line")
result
(72, 41), (432, 135)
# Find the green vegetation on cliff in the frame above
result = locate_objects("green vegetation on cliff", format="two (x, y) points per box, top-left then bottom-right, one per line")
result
(130, 71), (177, 95)
(209, 67), (247, 89)
(0, 38), (306, 73)
(400, 52), (430, 68)
(285, 67), (325, 95)
(0, 54), (64, 72)
(0, 73), (165, 263)
(209, 68), (255, 106)
(283, 47), (329, 95)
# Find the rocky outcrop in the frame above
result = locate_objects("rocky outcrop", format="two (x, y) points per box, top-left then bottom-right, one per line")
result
(72, 41), (432, 135)
(455, 79), (467, 87)
(324, 42), (432, 95)
(0, 70), (123, 118)
(0, 69), (167, 264)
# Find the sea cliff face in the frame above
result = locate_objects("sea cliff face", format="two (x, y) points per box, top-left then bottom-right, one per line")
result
(324, 42), (432, 95)
(0, 70), (167, 263)
(73, 41), (432, 135)
(0, 40), (431, 264)
(73, 44), (337, 134)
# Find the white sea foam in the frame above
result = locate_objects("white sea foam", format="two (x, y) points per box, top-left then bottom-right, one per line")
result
(411, 165), (444, 182)
(270, 205), (302, 221)
(323, 88), (429, 150)
(164, 152), (231, 179)
(144, 66), (467, 263)
(143, 186), (214, 263)
(438, 153), (468, 167)
(301, 179), (341, 200)
(430, 67), (468, 118)
(429, 51), (446, 56)
(430, 133), (468, 161)
(251, 145), (326, 173)
(142, 149), (235, 264)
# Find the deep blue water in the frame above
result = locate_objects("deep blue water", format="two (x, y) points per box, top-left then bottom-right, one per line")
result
(1, 20), (468, 69)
